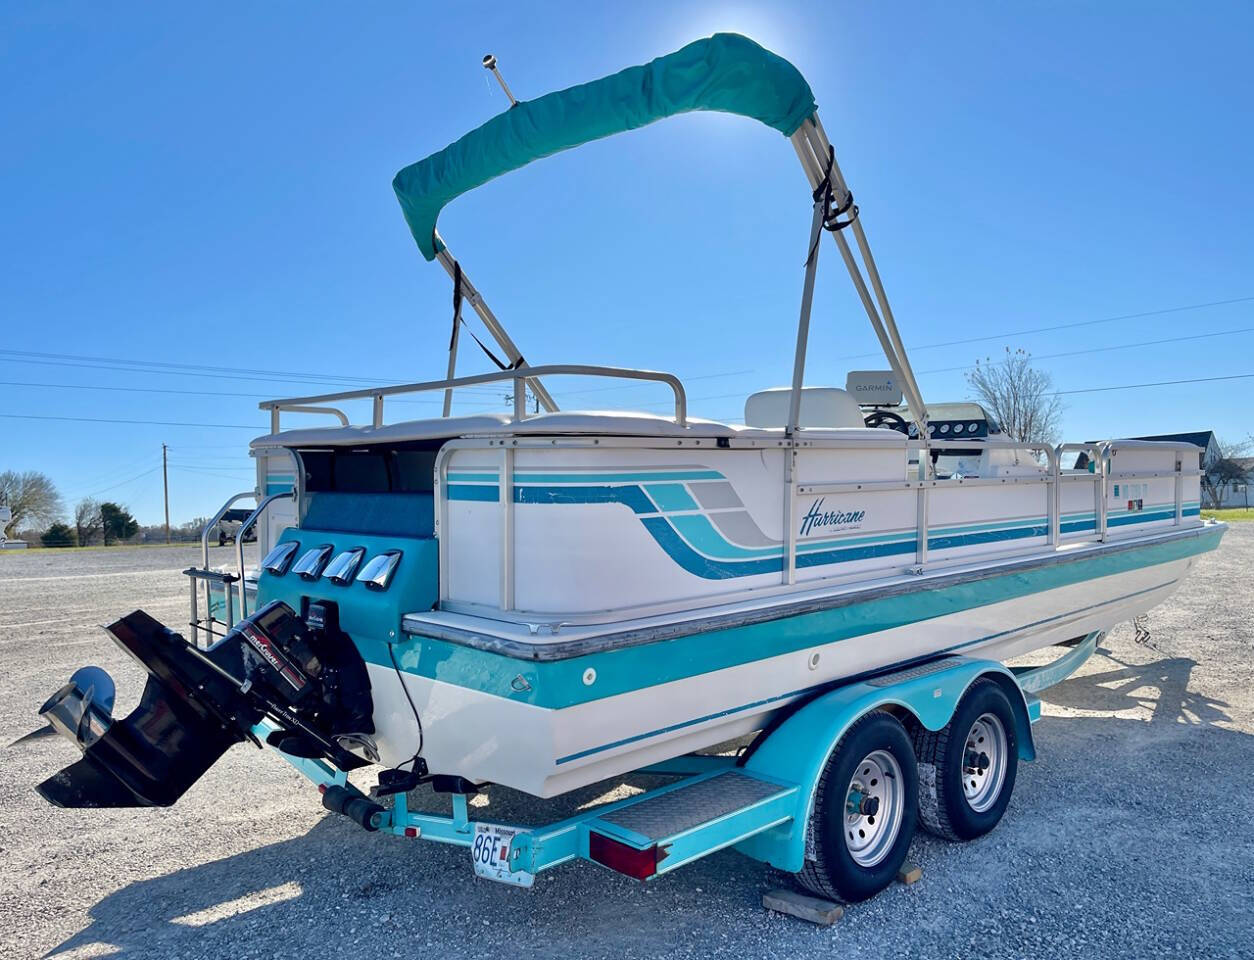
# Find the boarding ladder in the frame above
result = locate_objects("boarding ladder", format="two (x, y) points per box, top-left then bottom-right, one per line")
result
(183, 490), (294, 647)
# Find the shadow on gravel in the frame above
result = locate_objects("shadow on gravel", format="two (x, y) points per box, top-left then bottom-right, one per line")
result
(1038, 643), (1231, 725)
(47, 714), (1254, 960)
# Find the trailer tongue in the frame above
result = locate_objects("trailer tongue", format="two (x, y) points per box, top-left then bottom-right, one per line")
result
(36, 601), (375, 808)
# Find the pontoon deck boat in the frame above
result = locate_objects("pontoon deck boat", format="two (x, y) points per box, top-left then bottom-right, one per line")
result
(32, 34), (1224, 904)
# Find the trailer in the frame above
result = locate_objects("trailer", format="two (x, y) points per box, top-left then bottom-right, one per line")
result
(261, 634), (1099, 901)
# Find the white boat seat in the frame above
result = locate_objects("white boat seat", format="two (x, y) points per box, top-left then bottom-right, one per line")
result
(744, 387), (866, 429)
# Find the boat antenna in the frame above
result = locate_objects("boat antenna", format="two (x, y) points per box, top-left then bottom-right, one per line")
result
(482, 53), (518, 106)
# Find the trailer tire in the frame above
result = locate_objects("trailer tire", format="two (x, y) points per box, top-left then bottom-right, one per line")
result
(797, 710), (918, 904)
(913, 679), (1018, 841)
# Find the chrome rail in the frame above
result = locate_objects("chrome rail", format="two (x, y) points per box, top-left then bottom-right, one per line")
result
(1056, 442), (1107, 541)
(233, 490), (296, 617)
(259, 364), (688, 432)
(267, 404), (349, 434)
(190, 490), (256, 645)
(185, 567), (239, 647)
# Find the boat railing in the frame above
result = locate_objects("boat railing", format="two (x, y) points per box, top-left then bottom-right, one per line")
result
(794, 439), (1059, 576)
(184, 488), (294, 646)
(1100, 439), (1204, 530)
(1056, 442), (1108, 541)
(435, 432), (1205, 616)
(233, 490), (297, 619)
(258, 365), (688, 434)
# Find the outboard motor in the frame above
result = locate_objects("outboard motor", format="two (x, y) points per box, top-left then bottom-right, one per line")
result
(36, 600), (374, 808)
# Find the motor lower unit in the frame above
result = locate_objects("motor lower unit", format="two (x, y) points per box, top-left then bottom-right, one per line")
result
(35, 599), (375, 808)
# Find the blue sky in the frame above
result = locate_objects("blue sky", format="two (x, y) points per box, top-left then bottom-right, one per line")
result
(3, 2), (1252, 525)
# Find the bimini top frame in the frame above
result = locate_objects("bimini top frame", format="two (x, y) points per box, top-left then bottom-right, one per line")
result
(264, 33), (929, 445)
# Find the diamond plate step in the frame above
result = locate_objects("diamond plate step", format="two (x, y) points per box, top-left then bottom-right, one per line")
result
(594, 770), (788, 844)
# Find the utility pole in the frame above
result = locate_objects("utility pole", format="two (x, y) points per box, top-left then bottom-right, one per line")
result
(162, 442), (171, 544)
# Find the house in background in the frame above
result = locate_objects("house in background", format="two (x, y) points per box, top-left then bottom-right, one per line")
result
(1074, 432), (1249, 509)
(1128, 431), (1220, 464)
(1127, 432), (1249, 509)
(1215, 457), (1254, 509)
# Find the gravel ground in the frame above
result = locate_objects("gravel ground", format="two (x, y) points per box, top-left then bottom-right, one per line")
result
(1, 530), (1251, 960)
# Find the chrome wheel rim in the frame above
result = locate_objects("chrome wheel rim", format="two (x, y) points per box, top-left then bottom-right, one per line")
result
(843, 749), (905, 867)
(962, 713), (1008, 813)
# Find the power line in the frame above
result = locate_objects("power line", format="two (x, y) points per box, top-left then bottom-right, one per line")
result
(168, 463), (253, 473)
(0, 350), (516, 398)
(0, 412), (257, 429)
(914, 325), (1254, 376)
(698, 372), (1254, 422)
(836, 295), (1254, 361)
(0, 347), (463, 389)
(64, 464), (163, 501)
(169, 465), (256, 481)
(60, 459), (163, 496)
(1055, 373), (1254, 396)
(549, 325), (1254, 413)
(0, 375), (506, 406)
(0, 357), (752, 409)
(0, 379), (277, 400)
(166, 461), (253, 470)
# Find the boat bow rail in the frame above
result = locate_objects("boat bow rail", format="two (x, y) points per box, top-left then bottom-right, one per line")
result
(258, 364), (688, 435)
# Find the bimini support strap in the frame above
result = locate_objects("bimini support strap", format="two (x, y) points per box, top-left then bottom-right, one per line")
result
(788, 114), (930, 461)
(436, 239), (557, 417)
(787, 200), (827, 437)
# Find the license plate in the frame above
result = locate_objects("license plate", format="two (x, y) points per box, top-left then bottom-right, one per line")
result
(471, 823), (533, 888)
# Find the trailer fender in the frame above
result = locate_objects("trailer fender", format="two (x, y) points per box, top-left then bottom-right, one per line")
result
(737, 657), (1034, 873)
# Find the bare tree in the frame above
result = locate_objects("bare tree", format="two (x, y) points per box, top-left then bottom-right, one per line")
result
(74, 498), (103, 547)
(965, 348), (1064, 445)
(0, 470), (64, 538)
(1201, 436), (1252, 509)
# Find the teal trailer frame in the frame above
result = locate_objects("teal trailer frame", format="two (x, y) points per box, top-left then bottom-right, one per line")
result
(255, 637), (1099, 884)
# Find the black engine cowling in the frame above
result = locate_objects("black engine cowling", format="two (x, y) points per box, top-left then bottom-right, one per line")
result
(234, 599), (375, 753)
(36, 600), (375, 808)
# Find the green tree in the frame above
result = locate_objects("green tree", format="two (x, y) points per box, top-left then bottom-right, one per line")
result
(100, 502), (139, 545)
(40, 522), (76, 547)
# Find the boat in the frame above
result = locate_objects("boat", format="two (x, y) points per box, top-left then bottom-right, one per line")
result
(32, 34), (1224, 901)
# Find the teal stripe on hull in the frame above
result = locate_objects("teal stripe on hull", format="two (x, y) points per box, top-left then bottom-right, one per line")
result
(391, 525), (1222, 710)
(447, 477), (1200, 579)
(552, 578), (1174, 765)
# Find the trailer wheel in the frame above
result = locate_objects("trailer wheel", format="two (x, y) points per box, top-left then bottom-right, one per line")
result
(914, 679), (1018, 841)
(797, 711), (918, 903)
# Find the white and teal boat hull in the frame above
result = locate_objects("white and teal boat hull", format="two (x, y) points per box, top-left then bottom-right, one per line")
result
(390, 521), (1220, 797)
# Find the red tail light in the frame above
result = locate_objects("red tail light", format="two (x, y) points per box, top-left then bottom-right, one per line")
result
(588, 832), (661, 880)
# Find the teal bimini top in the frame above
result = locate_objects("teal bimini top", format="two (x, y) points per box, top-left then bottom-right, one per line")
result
(393, 33), (817, 261)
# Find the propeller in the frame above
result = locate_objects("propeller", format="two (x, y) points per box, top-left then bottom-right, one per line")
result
(9, 666), (115, 748)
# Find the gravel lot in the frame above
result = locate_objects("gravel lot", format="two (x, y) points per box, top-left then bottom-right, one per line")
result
(2, 530), (1252, 960)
